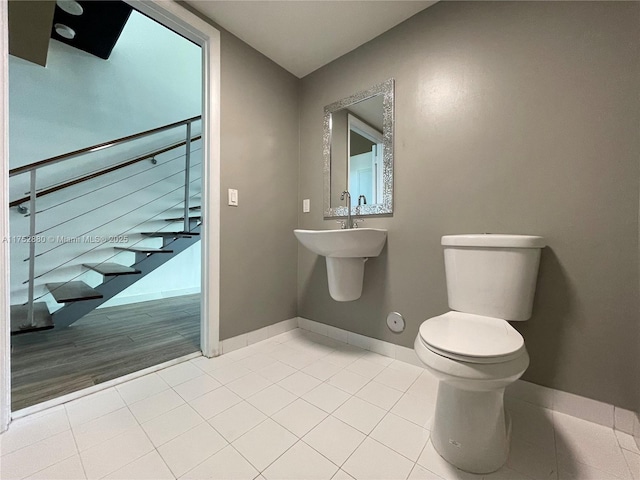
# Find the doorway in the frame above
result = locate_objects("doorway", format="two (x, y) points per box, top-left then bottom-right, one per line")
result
(0, 0), (221, 430)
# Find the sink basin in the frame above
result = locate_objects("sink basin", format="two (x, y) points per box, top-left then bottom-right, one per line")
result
(294, 228), (387, 258)
(294, 228), (387, 301)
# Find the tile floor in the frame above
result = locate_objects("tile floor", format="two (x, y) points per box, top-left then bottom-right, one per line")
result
(1, 328), (638, 480)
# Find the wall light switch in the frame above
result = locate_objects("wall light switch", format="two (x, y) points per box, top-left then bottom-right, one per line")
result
(228, 188), (238, 206)
(303, 199), (310, 213)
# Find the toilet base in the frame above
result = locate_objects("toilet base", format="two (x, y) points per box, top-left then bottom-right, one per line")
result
(431, 382), (510, 474)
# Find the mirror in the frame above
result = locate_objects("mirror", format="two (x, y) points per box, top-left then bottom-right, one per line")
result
(324, 79), (394, 218)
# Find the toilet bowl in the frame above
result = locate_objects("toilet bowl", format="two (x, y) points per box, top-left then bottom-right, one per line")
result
(414, 234), (544, 474)
(415, 312), (529, 473)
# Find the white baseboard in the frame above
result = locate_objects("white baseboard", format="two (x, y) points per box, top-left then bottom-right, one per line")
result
(97, 287), (201, 308)
(219, 317), (299, 354)
(296, 316), (634, 432)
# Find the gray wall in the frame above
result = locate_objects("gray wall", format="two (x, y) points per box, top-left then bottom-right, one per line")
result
(182, 4), (300, 340)
(298, 2), (640, 410)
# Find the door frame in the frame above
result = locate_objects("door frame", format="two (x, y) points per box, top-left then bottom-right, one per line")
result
(347, 113), (384, 205)
(0, 0), (221, 432)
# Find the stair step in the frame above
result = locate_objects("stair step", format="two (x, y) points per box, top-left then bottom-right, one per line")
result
(164, 216), (201, 222)
(10, 302), (54, 334)
(140, 231), (199, 239)
(114, 247), (174, 254)
(46, 281), (103, 303)
(189, 206), (201, 211)
(50, 228), (200, 330)
(83, 263), (141, 276)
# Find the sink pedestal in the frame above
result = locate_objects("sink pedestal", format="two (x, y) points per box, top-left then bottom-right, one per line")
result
(326, 257), (367, 301)
(294, 228), (387, 302)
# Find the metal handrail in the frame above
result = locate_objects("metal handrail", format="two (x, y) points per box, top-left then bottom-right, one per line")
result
(9, 134), (201, 208)
(9, 115), (201, 177)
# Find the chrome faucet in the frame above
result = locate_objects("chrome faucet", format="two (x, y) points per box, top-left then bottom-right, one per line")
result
(340, 190), (353, 229)
(355, 195), (367, 221)
(340, 190), (365, 228)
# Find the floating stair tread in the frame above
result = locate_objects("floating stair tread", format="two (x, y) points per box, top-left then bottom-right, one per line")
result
(164, 216), (202, 222)
(114, 247), (174, 254)
(10, 302), (54, 334)
(83, 263), (141, 276)
(46, 281), (103, 303)
(140, 231), (199, 238)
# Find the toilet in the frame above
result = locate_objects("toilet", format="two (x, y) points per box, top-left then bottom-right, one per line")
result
(414, 234), (545, 474)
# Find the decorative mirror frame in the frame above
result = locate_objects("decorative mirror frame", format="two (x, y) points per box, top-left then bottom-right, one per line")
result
(323, 78), (395, 218)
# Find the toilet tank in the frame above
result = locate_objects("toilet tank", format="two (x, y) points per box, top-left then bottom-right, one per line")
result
(442, 234), (545, 321)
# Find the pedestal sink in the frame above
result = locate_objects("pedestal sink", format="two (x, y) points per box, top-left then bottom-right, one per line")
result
(294, 228), (387, 301)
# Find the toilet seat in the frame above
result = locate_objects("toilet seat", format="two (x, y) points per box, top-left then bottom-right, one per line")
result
(419, 312), (525, 364)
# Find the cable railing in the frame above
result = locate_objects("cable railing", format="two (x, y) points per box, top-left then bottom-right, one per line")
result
(10, 136), (202, 210)
(34, 145), (201, 215)
(9, 116), (202, 330)
(33, 159), (200, 239)
(30, 164), (202, 260)
(28, 188), (202, 299)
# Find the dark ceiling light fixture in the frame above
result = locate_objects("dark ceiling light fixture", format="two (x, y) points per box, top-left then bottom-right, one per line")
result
(56, 0), (83, 16)
(50, 1), (133, 60)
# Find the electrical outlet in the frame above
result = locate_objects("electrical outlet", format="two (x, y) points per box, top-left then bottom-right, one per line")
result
(303, 199), (310, 213)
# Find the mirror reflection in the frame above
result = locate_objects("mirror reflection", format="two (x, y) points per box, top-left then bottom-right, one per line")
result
(348, 108), (383, 206)
(324, 79), (394, 219)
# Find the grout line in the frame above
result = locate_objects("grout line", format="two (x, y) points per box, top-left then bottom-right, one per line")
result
(173, 419), (231, 478)
(413, 438), (435, 478)
(15, 430), (84, 480)
(150, 405), (206, 449)
(622, 448), (640, 479)
(299, 433), (358, 472)
(128, 391), (186, 425)
(113, 440), (167, 479)
(151, 450), (179, 480)
(228, 442), (264, 477)
(552, 410), (560, 478)
(614, 429), (640, 455)
(79, 387), (158, 479)
(256, 436), (304, 475)
(180, 442), (230, 478)
(0, 406), (70, 458)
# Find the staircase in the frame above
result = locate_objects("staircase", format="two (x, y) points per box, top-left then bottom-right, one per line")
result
(9, 117), (202, 334)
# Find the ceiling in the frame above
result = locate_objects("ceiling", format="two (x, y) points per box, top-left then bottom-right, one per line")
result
(185, 1), (436, 78)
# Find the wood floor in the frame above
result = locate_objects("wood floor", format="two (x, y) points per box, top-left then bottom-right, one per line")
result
(11, 295), (200, 411)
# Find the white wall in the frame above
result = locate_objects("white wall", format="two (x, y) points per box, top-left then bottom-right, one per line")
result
(9, 10), (201, 168)
(8, 10), (203, 311)
(100, 242), (201, 307)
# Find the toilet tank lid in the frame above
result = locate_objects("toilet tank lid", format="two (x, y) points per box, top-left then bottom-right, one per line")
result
(441, 234), (545, 248)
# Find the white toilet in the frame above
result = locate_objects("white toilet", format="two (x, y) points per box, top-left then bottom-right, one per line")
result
(414, 234), (545, 474)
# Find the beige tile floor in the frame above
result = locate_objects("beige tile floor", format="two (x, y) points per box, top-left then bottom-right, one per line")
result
(1, 328), (638, 480)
